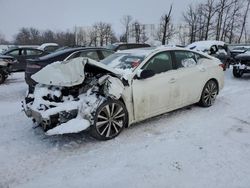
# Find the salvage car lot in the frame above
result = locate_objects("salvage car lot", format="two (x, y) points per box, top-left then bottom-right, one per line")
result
(0, 70), (250, 187)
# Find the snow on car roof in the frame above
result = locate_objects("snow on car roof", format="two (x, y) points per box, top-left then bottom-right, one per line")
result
(117, 46), (185, 56)
(37, 43), (59, 50)
(186, 40), (225, 51)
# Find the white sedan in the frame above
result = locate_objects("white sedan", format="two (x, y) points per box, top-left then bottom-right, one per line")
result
(23, 47), (224, 140)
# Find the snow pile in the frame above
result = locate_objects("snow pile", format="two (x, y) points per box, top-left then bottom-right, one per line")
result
(1, 71), (250, 188)
(46, 118), (90, 135)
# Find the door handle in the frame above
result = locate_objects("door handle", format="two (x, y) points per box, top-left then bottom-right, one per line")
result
(169, 78), (176, 83)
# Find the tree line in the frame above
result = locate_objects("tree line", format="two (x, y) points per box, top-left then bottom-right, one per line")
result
(0, 0), (249, 46)
(181, 0), (250, 44)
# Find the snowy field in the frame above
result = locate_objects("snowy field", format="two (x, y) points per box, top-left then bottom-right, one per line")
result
(0, 70), (250, 188)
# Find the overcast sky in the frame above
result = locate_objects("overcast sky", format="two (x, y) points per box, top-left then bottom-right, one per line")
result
(0, 0), (199, 40)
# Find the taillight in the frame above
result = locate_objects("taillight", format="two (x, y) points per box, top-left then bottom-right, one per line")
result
(27, 64), (41, 69)
(219, 64), (226, 71)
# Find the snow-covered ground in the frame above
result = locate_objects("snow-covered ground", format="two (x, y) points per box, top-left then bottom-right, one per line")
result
(0, 70), (250, 188)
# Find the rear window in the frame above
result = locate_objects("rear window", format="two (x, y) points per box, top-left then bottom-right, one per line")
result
(106, 44), (118, 51)
(39, 49), (75, 60)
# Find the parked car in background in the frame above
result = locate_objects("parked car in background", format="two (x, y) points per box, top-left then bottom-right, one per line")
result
(23, 47), (224, 140)
(2, 47), (48, 72)
(0, 55), (15, 84)
(230, 46), (250, 59)
(37, 43), (60, 53)
(232, 48), (250, 77)
(106, 43), (150, 51)
(25, 47), (114, 91)
(186, 40), (230, 69)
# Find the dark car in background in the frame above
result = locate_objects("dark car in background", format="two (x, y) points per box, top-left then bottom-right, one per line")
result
(232, 48), (250, 78)
(0, 55), (16, 84)
(25, 47), (114, 91)
(230, 46), (250, 59)
(2, 47), (48, 72)
(106, 43), (150, 51)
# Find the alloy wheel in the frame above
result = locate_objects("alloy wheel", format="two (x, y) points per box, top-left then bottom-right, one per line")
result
(92, 100), (127, 140)
(200, 80), (218, 107)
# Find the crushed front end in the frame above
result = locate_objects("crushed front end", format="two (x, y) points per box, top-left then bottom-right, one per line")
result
(22, 58), (125, 135)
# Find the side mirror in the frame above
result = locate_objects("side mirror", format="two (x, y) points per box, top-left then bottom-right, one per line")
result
(136, 69), (155, 80)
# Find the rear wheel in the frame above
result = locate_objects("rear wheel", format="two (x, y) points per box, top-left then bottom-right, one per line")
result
(0, 69), (7, 84)
(233, 67), (243, 78)
(90, 99), (128, 140)
(199, 80), (218, 107)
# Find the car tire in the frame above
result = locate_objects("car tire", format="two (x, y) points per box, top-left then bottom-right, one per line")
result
(199, 80), (218, 107)
(90, 99), (128, 140)
(0, 69), (7, 84)
(233, 67), (243, 78)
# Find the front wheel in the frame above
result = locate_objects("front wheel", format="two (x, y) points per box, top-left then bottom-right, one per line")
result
(233, 67), (243, 78)
(0, 69), (7, 84)
(199, 80), (218, 107)
(90, 99), (128, 140)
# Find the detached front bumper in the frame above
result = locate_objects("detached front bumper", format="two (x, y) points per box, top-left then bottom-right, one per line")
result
(22, 99), (78, 131)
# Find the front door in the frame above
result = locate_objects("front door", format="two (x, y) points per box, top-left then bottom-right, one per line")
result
(132, 51), (181, 121)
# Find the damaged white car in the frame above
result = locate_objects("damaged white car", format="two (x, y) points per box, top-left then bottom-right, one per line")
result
(23, 47), (224, 140)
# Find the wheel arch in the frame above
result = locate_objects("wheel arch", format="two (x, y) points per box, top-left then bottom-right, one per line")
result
(118, 96), (129, 127)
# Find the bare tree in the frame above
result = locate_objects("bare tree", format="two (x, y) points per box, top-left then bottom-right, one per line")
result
(140, 25), (149, 43)
(132, 21), (142, 43)
(177, 24), (189, 45)
(29, 28), (40, 44)
(159, 5), (174, 45)
(121, 15), (133, 43)
(238, 0), (250, 43)
(183, 4), (198, 43)
(0, 33), (9, 44)
(203, 0), (217, 40)
(91, 22), (115, 46)
(89, 26), (98, 46)
(14, 28), (31, 44)
(182, 0), (249, 43)
(228, 0), (242, 43)
(54, 31), (75, 46)
(42, 30), (55, 43)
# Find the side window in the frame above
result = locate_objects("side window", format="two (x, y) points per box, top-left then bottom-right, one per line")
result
(8, 50), (20, 56)
(127, 44), (137, 49)
(66, 52), (81, 60)
(174, 51), (197, 68)
(101, 50), (113, 58)
(143, 52), (173, 74)
(44, 46), (59, 53)
(80, 51), (99, 61)
(117, 45), (127, 50)
(26, 49), (43, 56)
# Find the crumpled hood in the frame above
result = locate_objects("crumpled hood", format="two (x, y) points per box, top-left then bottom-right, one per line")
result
(32, 57), (120, 87)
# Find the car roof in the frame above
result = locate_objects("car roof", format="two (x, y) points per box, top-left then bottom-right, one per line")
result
(116, 46), (186, 55)
(186, 40), (225, 50)
(4, 47), (44, 53)
(39, 47), (113, 60)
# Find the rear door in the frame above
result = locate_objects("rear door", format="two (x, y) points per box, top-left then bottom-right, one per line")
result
(172, 50), (208, 106)
(8, 49), (25, 71)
